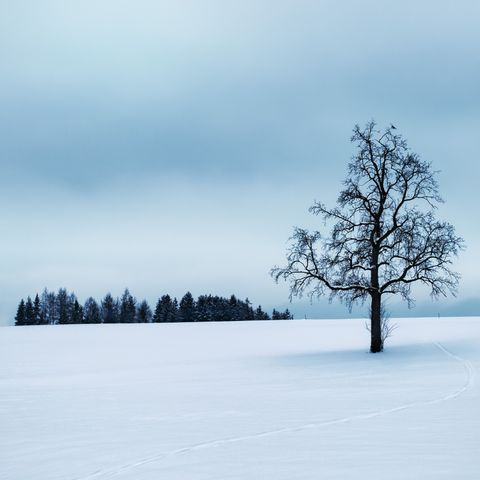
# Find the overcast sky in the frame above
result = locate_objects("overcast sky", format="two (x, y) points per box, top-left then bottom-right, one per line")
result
(1, 0), (479, 324)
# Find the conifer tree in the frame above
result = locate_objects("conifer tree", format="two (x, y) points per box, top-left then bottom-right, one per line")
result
(84, 297), (101, 324)
(271, 308), (293, 320)
(219, 297), (228, 321)
(15, 299), (26, 326)
(101, 293), (118, 323)
(25, 297), (35, 325)
(33, 293), (44, 325)
(154, 295), (177, 322)
(153, 298), (162, 323)
(228, 295), (239, 321)
(171, 298), (179, 322)
(254, 305), (270, 320)
(196, 295), (211, 322)
(70, 298), (84, 324)
(179, 292), (196, 322)
(57, 288), (70, 324)
(244, 298), (255, 321)
(136, 300), (152, 323)
(119, 289), (136, 323)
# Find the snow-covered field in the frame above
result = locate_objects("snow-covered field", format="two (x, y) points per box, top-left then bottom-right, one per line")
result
(1, 317), (479, 480)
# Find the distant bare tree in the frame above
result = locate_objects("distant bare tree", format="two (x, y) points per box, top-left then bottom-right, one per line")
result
(272, 122), (464, 352)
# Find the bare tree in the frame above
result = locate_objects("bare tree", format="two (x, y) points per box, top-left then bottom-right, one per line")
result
(272, 122), (464, 352)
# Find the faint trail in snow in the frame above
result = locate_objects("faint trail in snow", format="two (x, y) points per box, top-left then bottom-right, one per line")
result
(433, 342), (475, 399)
(75, 342), (475, 480)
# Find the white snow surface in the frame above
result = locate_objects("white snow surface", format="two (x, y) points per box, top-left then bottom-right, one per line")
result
(1, 317), (479, 480)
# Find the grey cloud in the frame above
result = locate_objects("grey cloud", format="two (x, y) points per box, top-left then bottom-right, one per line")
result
(0, 0), (479, 323)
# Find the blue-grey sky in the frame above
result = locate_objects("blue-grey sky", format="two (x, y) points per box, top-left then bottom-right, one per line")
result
(1, 0), (479, 324)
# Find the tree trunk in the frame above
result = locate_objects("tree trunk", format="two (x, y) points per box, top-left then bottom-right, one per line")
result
(370, 292), (383, 353)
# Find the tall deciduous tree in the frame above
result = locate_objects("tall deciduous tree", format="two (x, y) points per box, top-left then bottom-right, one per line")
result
(272, 122), (463, 352)
(41, 289), (57, 325)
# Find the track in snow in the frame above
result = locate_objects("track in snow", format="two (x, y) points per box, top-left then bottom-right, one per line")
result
(76, 342), (475, 480)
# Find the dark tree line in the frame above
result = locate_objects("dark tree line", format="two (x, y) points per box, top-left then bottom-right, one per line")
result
(14, 288), (293, 326)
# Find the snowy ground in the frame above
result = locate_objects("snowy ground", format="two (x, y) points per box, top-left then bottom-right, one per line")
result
(1, 317), (479, 480)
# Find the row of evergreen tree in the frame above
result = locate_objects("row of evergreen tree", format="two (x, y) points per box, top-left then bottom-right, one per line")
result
(14, 289), (293, 326)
